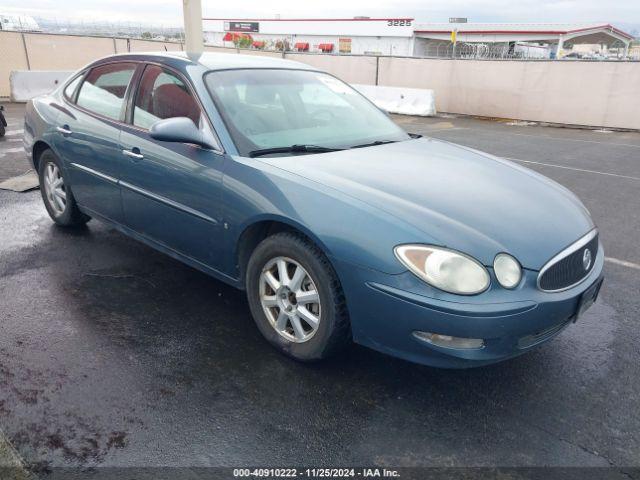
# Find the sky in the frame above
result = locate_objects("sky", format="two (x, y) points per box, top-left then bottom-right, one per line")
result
(3, 0), (639, 32)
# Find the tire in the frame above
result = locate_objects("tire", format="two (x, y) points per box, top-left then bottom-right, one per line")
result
(38, 149), (90, 227)
(246, 232), (351, 362)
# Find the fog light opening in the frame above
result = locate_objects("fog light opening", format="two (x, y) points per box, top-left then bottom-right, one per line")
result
(413, 331), (484, 350)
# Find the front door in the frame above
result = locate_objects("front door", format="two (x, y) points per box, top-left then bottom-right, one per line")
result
(119, 64), (226, 270)
(55, 62), (138, 223)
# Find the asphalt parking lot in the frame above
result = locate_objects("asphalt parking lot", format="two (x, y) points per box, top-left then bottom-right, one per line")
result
(1, 102), (639, 474)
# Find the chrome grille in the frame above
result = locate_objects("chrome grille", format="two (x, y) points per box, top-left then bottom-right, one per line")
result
(538, 230), (599, 292)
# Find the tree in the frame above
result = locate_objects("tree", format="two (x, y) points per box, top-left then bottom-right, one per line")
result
(233, 34), (253, 49)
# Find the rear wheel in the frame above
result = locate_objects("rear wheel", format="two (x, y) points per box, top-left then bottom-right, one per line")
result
(38, 149), (90, 227)
(246, 232), (351, 361)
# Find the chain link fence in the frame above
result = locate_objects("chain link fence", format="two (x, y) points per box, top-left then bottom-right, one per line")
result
(417, 40), (637, 60)
(4, 16), (635, 61)
(33, 17), (185, 43)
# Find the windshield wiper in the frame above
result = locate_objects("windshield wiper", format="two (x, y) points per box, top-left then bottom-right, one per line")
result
(349, 140), (398, 149)
(248, 144), (344, 158)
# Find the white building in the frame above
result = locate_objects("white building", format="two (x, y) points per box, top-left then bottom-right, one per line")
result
(203, 17), (416, 56)
(203, 18), (635, 60)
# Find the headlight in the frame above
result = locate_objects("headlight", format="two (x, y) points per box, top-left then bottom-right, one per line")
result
(493, 253), (522, 289)
(395, 245), (490, 295)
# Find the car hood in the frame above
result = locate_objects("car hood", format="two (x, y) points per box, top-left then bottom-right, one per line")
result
(261, 138), (594, 270)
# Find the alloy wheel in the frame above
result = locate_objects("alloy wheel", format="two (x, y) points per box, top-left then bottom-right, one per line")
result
(43, 162), (66, 216)
(259, 256), (321, 343)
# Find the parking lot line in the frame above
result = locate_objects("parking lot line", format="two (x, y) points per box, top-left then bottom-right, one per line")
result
(3, 129), (24, 136)
(505, 157), (640, 181)
(425, 126), (468, 132)
(605, 257), (640, 271)
(0, 429), (30, 479)
(430, 125), (640, 149)
(500, 131), (640, 149)
(0, 148), (25, 157)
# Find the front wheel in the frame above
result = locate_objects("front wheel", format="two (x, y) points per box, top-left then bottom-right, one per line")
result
(38, 149), (90, 227)
(246, 232), (351, 362)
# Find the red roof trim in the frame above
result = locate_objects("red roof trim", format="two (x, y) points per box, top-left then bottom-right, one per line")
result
(567, 24), (634, 39)
(204, 17), (414, 22)
(416, 29), (567, 35)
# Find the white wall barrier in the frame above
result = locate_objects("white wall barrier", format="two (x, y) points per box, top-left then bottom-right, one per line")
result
(9, 71), (73, 102)
(353, 84), (436, 116)
(377, 57), (640, 130)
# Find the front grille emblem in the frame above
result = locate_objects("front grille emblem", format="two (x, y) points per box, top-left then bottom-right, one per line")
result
(582, 248), (592, 271)
(538, 230), (598, 291)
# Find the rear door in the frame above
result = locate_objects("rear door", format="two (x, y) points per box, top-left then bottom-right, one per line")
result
(55, 62), (138, 223)
(118, 63), (226, 270)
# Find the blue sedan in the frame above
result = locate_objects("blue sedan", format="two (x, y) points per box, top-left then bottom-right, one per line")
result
(24, 52), (604, 368)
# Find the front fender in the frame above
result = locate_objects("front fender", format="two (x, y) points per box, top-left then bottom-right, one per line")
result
(221, 156), (433, 277)
(235, 212), (333, 259)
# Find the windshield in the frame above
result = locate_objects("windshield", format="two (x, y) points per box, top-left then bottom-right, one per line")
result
(204, 69), (410, 157)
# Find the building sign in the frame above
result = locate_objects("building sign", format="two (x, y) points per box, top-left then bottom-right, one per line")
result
(449, 17), (468, 23)
(386, 19), (412, 27)
(339, 37), (352, 54)
(224, 21), (259, 33)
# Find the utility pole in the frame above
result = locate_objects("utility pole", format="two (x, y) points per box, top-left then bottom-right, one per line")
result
(556, 35), (564, 59)
(451, 29), (458, 58)
(183, 0), (204, 54)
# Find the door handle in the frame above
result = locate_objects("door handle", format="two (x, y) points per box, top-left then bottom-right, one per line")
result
(56, 125), (72, 135)
(122, 149), (144, 160)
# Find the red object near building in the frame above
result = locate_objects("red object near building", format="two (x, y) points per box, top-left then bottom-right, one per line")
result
(252, 41), (266, 49)
(223, 32), (252, 42)
(318, 43), (334, 52)
(294, 42), (310, 51)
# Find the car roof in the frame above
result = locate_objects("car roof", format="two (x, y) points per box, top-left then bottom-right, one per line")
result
(95, 51), (318, 72)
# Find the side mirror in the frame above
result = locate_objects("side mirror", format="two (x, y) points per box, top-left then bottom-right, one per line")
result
(149, 117), (216, 150)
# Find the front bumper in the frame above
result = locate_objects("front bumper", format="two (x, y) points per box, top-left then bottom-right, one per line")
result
(332, 244), (605, 368)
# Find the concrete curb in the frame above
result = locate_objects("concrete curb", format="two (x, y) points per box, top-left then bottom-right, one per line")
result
(0, 430), (32, 480)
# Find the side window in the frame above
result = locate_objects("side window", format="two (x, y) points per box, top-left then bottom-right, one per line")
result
(133, 65), (201, 130)
(76, 63), (136, 120)
(63, 74), (84, 101)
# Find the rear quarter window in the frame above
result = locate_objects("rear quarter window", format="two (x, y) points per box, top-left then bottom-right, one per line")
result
(76, 63), (136, 121)
(63, 74), (84, 101)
